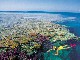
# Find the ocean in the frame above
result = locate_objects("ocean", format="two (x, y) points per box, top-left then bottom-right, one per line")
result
(0, 11), (80, 60)
(51, 12), (80, 37)
(0, 11), (80, 37)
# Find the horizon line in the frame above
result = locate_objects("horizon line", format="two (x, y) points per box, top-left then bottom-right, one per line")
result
(0, 10), (80, 13)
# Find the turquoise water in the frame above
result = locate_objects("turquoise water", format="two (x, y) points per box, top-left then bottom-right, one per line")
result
(57, 20), (80, 37)
(54, 12), (80, 37)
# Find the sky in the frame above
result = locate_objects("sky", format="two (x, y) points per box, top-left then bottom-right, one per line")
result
(0, 0), (80, 12)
